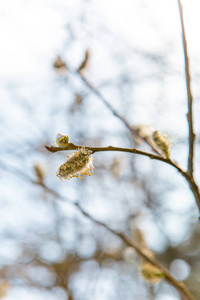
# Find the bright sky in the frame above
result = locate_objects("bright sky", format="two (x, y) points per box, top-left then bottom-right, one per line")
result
(1, 0), (200, 80)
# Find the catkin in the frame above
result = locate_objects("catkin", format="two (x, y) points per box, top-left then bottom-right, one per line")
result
(152, 131), (171, 159)
(57, 148), (94, 180)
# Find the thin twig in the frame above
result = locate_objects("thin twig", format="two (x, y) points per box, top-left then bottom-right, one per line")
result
(177, 0), (195, 176)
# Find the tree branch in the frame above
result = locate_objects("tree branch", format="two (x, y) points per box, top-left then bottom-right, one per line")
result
(46, 143), (183, 172)
(46, 143), (200, 216)
(177, 0), (195, 176)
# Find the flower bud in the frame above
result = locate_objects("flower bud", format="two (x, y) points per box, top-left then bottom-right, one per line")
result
(141, 262), (165, 284)
(56, 133), (69, 148)
(34, 163), (46, 185)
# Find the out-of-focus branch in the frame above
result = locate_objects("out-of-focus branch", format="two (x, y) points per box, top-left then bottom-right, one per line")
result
(76, 71), (159, 154)
(74, 202), (196, 300)
(53, 54), (159, 153)
(177, 0), (195, 176)
(0, 162), (196, 299)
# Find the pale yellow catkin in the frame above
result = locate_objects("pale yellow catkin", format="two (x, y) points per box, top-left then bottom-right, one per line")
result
(152, 130), (171, 159)
(57, 148), (94, 180)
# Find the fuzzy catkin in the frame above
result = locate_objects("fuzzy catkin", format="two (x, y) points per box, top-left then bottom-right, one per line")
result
(57, 148), (94, 180)
(152, 131), (171, 159)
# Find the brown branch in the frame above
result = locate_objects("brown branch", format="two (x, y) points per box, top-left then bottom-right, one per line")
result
(45, 143), (200, 215)
(46, 143), (183, 172)
(177, 0), (195, 176)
